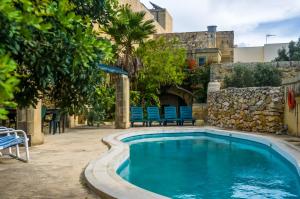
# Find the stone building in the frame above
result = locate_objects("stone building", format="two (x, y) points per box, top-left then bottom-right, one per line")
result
(118, 1), (234, 116)
(119, 0), (172, 34)
(120, 0), (235, 66)
(148, 2), (173, 33)
(234, 43), (289, 63)
(155, 26), (234, 65)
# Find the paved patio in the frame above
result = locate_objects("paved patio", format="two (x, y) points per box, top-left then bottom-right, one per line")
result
(0, 127), (119, 199)
(1, 126), (300, 199)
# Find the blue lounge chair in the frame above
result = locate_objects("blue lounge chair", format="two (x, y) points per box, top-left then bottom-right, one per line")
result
(147, 107), (164, 126)
(180, 106), (196, 126)
(130, 107), (145, 127)
(164, 106), (181, 126)
(0, 127), (30, 162)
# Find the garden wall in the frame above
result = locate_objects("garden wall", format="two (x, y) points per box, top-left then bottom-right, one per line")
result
(208, 87), (284, 133)
(210, 61), (300, 85)
(283, 75), (300, 137)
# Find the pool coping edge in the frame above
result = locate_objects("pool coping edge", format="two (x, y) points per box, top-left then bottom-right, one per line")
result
(84, 127), (300, 199)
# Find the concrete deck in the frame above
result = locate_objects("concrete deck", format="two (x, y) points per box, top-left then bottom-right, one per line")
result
(1, 126), (300, 199)
(0, 127), (119, 199)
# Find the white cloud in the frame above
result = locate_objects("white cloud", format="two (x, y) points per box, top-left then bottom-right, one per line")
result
(140, 0), (300, 46)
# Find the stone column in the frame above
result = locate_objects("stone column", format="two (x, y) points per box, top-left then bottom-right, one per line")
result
(68, 115), (78, 128)
(207, 81), (221, 93)
(17, 100), (44, 145)
(115, 74), (130, 129)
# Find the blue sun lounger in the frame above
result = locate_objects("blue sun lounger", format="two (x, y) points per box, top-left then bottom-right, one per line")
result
(164, 106), (181, 126)
(130, 107), (146, 127)
(146, 107), (164, 126)
(0, 127), (30, 162)
(180, 106), (195, 126)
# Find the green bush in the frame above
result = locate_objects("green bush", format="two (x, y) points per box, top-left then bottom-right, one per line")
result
(253, 63), (281, 87)
(224, 64), (281, 88)
(189, 66), (210, 103)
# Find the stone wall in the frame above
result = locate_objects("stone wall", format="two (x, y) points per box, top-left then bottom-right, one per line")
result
(156, 31), (234, 63)
(208, 87), (284, 133)
(156, 32), (217, 50)
(210, 62), (300, 84)
(149, 7), (173, 33)
(193, 103), (208, 121)
(283, 75), (300, 136)
(216, 31), (234, 63)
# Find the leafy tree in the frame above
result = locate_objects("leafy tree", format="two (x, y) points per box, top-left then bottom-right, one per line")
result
(275, 48), (289, 61)
(1, 0), (113, 116)
(224, 64), (281, 88)
(275, 38), (300, 61)
(189, 66), (210, 103)
(0, 0), (49, 118)
(86, 81), (115, 125)
(253, 63), (281, 87)
(133, 37), (186, 106)
(224, 65), (255, 88)
(0, 55), (19, 119)
(102, 4), (156, 77)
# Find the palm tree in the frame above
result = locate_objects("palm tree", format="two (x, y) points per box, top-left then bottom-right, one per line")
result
(102, 5), (156, 77)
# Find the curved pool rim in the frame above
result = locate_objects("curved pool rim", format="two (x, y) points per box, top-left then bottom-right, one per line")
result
(84, 127), (300, 199)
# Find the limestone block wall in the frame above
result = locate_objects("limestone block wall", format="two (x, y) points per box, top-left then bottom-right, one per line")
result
(156, 31), (234, 63)
(149, 8), (173, 33)
(216, 31), (234, 63)
(192, 103), (208, 121)
(210, 61), (300, 85)
(155, 32), (217, 51)
(208, 87), (284, 133)
(283, 76), (300, 137)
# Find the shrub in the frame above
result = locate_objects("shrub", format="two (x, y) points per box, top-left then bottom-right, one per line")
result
(189, 66), (210, 103)
(253, 63), (281, 87)
(224, 65), (255, 88)
(224, 64), (281, 88)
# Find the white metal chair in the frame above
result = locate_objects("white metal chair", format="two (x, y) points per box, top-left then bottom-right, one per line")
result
(0, 127), (30, 162)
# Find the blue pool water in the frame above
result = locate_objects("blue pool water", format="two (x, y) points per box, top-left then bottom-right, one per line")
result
(117, 133), (300, 199)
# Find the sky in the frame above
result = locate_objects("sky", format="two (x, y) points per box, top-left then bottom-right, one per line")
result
(140, 0), (300, 47)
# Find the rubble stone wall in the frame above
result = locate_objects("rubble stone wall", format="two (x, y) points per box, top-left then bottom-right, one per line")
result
(208, 87), (284, 133)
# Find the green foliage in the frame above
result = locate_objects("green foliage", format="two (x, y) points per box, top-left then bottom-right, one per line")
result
(253, 64), (281, 87)
(275, 48), (289, 61)
(224, 64), (281, 88)
(133, 37), (186, 106)
(102, 4), (156, 76)
(130, 91), (142, 106)
(86, 82), (115, 125)
(224, 65), (255, 88)
(189, 66), (210, 103)
(136, 37), (186, 92)
(0, 55), (19, 119)
(1, 0), (114, 116)
(0, 0), (41, 118)
(275, 38), (300, 61)
(130, 90), (160, 107)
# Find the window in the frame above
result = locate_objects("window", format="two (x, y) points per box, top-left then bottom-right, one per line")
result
(198, 57), (206, 66)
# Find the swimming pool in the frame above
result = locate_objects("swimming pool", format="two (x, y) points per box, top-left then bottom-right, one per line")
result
(85, 128), (300, 199)
(118, 133), (300, 198)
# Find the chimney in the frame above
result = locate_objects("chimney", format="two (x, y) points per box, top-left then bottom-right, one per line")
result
(207, 25), (217, 33)
(207, 26), (217, 48)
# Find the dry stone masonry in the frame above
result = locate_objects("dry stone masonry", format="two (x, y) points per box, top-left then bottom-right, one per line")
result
(208, 87), (284, 133)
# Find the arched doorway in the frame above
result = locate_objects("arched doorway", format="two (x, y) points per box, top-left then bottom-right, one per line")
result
(159, 86), (194, 116)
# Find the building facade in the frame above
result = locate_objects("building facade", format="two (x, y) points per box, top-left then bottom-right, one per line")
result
(155, 27), (234, 65)
(234, 43), (289, 63)
(119, 0), (172, 34)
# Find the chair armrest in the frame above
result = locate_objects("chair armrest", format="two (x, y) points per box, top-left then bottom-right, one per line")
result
(0, 130), (28, 141)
